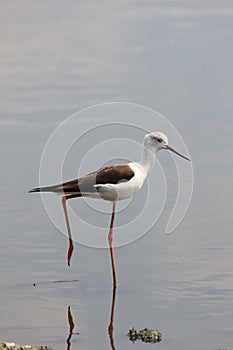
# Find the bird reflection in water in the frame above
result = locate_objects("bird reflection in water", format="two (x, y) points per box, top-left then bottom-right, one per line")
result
(66, 306), (79, 350)
(66, 286), (117, 350)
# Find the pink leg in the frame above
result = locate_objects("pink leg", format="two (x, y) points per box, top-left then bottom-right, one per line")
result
(108, 202), (117, 287)
(62, 195), (79, 266)
(108, 285), (117, 349)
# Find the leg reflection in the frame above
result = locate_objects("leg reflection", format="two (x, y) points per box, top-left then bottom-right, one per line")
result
(67, 305), (79, 350)
(108, 285), (117, 350)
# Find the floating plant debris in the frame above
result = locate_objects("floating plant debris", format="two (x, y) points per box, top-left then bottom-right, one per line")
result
(128, 327), (162, 343)
(0, 342), (53, 350)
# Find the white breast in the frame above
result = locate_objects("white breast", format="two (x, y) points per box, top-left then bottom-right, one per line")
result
(87, 162), (148, 202)
(110, 162), (147, 201)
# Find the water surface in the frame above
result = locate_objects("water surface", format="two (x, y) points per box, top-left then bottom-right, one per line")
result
(0, 1), (232, 349)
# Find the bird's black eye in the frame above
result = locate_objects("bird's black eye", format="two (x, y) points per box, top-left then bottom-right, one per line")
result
(157, 138), (163, 143)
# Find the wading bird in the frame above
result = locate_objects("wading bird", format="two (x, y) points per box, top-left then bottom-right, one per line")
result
(29, 131), (190, 287)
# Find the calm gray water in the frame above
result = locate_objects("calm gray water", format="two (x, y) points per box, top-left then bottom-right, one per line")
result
(0, 1), (233, 350)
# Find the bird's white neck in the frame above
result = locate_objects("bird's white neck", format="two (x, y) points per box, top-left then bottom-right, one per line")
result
(138, 143), (157, 175)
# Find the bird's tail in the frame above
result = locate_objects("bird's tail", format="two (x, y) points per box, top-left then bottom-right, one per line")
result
(29, 185), (60, 193)
(29, 188), (40, 193)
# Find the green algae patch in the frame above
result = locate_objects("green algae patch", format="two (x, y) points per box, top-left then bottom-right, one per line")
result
(128, 327), (162, 343)
(0, 342), (53, 350)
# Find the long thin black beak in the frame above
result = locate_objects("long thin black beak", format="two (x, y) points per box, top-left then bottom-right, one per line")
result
(165, 145), (190, 161)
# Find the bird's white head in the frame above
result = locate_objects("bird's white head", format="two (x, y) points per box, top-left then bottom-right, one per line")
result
(144, 131), (168, 151)
(144, 131), (190, 160)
